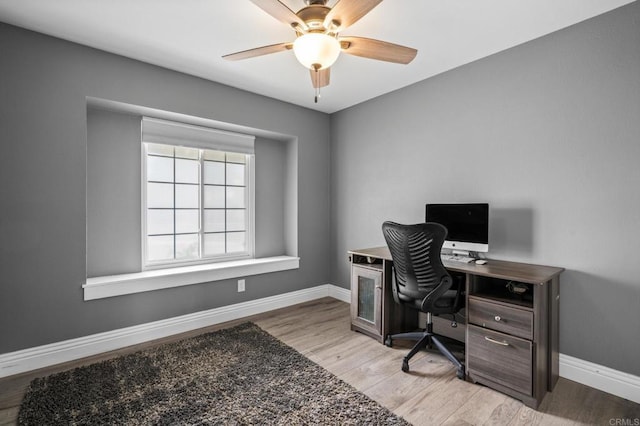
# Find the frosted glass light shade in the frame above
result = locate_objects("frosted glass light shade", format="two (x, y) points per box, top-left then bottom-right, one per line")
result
(293, 33), (340, 70)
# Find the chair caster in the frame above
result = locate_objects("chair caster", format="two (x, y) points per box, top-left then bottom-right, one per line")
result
(384, 336), (393, 347)
(456, 367), (465, 380)
(402, 359), (410, 372)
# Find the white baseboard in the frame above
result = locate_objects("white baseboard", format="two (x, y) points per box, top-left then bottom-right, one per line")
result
(559, 353), (640, 404)
(0, 284), (347, 378)
(328, 284), (351, 303)
(2, 284), (638, 406)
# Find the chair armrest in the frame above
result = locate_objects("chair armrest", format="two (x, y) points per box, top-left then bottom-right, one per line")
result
(420, 275), (453, 312)
(390, 267), (401, 305)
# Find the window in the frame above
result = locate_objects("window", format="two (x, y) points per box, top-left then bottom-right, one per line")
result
(84, 105), (298, 301)
(142, 118), (255, 269)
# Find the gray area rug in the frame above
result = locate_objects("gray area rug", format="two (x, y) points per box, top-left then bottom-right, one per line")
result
(18, 322), (409, 425)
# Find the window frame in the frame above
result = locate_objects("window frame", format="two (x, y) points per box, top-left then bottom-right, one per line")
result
(141, 142), (255, 271)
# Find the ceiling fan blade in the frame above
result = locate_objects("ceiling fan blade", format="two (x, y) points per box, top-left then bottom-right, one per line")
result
(223, 42), (293, 61)
(250, 0), (306, 29)
(310, 67), (330, 88)
(340, 36), (417, 64)
(324, 0), (383, 31)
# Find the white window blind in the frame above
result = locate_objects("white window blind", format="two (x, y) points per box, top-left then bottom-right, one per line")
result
(142, 117), (255, 154)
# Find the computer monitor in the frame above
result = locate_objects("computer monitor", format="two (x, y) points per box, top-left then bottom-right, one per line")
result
(425, 203), (489, 254)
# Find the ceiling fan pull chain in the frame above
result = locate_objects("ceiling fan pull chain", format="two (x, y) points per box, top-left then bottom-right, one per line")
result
(313, 64), (321, 103)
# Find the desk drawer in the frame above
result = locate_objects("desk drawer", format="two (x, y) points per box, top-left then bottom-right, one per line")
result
(468, 325), (533, 395)
(468, 297), (533, 340)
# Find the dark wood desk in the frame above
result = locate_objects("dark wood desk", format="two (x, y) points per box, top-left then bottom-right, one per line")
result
(348, 246), (563, 409)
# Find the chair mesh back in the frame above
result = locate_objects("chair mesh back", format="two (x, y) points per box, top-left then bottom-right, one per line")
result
(382, 221), (450, 300)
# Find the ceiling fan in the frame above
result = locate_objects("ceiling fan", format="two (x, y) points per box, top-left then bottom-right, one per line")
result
(223, 0), (418, 102)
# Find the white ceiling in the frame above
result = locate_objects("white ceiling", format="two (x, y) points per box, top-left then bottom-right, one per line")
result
(0, 0), (634, 113)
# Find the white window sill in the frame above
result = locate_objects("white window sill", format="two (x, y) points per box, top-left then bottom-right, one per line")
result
(83, 256), (300, 301)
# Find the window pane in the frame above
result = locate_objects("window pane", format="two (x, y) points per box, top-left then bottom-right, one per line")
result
(175, 158), (199, 183)
(175, 146), (199, 159)
(147, 183), (174, 208)
(204, 233), (225, 256)
(176, 209), (199, 234)
(147, 235), (174, 261)
(147, 155), (173, 182)
(204, 209), (225, 232)
(226, 163), (245, 186)
(227, 210), (245, 232)
(147, 209), (174, 235)
(227, 232), (246, 253)
(175, 234), (199, 259)
(227, 187), (245, 208)
(226, 152), (246, 164)
(204, 161), (225, 185)
(204, 186), (225, 208)
(175, 184), (199, 208)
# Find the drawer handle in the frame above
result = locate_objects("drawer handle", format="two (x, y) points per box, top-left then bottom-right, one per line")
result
(494, 315), (502, 322)
(484, 336), (510, 346)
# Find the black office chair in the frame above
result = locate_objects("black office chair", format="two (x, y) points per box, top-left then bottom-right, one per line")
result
(382, 221), (465, 379)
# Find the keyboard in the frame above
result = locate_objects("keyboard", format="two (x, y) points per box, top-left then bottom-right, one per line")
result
(441, 254), (475, 263)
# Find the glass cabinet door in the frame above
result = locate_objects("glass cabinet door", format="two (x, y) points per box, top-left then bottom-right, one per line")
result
(350, 265), (382, 335)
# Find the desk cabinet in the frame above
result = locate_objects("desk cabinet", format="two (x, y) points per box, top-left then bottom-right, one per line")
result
(467, 288), (537, 400)
(348, 248), (417, 343)
(348, 246), (563, 409)
(350, 265), (383, 338)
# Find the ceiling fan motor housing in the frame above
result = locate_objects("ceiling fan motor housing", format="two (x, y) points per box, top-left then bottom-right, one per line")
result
(297, 4), (331, 31)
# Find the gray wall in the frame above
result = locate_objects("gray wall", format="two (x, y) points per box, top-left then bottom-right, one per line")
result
(0, 23), (331, 353)
(330, 2), (640, 376)
(87, 108), (142, 276)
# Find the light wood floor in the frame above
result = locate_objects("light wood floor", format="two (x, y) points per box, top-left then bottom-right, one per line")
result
(1, 298), (638, 425)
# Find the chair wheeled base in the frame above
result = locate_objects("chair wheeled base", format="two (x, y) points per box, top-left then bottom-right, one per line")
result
(385, 313), (465, 380)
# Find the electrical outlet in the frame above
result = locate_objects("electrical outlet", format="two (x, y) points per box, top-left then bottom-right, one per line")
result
(237, 279), (245, 292)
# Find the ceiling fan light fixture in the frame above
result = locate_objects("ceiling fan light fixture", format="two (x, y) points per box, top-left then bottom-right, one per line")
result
(292, 33), (340, 70)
